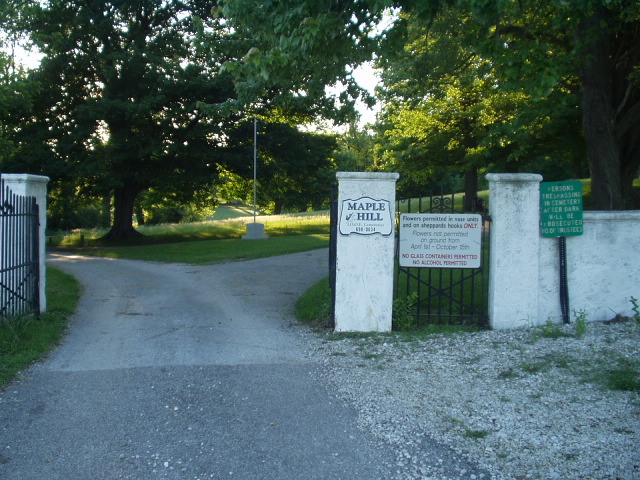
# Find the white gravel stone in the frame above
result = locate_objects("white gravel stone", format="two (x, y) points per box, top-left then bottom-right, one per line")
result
(301, 320), (640, 480)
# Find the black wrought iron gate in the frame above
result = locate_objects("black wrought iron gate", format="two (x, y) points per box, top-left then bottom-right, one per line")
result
(395, 192), (490, 328)
(0, 176), (40, 318)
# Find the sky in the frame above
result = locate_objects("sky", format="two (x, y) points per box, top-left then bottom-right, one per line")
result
(352, 62), (382, 126)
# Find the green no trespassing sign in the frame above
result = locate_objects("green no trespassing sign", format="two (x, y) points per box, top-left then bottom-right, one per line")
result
(540, 180), (584, 237)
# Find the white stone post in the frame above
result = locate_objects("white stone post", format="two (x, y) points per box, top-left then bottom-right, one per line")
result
(334, 172), (399, 332)
(486, 173), (542, 329)
(2, 174), (50, 313)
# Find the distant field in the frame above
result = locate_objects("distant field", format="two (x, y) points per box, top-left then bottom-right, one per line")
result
(50, 204), (330, 247)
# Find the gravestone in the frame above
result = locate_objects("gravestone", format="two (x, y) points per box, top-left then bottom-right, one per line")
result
(242, 222), (268, 240)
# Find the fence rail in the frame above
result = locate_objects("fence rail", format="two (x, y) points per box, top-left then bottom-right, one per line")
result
(0, 176), (40, 318)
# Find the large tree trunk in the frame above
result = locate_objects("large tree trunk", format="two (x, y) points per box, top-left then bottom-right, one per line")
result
(101, 183), (145, 241)
(579, 11), (623, 210)
(463, 167), (479, 212)
(579, 8), (640, 210)
(272, 198), (284, 215)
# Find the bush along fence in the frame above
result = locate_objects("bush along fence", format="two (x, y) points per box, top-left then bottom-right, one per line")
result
(0, 174), (49, 317)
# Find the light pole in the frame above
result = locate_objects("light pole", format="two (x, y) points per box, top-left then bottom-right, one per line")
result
(253, 116), (257, 224)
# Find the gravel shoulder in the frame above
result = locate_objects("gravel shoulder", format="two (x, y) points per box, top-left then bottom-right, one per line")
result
(301, 319), (640, 479)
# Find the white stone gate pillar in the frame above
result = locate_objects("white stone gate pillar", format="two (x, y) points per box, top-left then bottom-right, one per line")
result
(2, 174), (50, 313)
(334, 172), (399, 332)
(486, 173), (542, 329)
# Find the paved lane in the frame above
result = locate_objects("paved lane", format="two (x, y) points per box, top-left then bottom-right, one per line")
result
(0, 249), (398, 480)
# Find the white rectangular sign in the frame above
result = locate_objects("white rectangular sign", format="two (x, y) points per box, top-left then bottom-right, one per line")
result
(399, 213), (483, 268)
(339, 196), (394, 236)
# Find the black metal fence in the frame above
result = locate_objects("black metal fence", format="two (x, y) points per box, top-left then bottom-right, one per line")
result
(395, 192), (490, 328)
(0, 176), (40, 318)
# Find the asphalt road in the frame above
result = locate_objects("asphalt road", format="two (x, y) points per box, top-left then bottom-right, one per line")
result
(0, 249), (399, 480)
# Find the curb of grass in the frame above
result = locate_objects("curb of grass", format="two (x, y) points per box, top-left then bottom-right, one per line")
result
(0, 266), (81, 389)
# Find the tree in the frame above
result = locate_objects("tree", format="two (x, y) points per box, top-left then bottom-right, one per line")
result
(333, 126), (377, 173)
(7, 0), (248, 239)
(217, 0), (640, 209)
(375, 8), (586, 205)
(212, 0), (384, 125)
(0, 0), (38, 166)
(375, 9), (499, 206)
(468, 1), (639, 209)
(258, 123), (337, 213)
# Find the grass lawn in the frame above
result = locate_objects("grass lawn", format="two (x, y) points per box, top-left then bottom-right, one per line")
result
(50, 208), (331, 264)
(0, 267), (81, 388)
(64, 234), (329, 264)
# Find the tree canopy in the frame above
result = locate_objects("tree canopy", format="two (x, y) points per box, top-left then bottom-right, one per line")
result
(217, 0), (640, 209)
(374, 6), (586, 203)
(6, 0), (250, 239)
(2, 0), (639, 238)
(0, 0), (342, 240)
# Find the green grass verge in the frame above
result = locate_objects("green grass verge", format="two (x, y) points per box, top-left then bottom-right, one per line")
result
(0, 267), (81, 388)
(295, 277), (333, 328)
(58, 234), (329, 264)
(210, 204), (265, 220)
(295, 275), (481, 336)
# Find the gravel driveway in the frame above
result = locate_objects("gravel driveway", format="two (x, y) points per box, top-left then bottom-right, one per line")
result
(0, 249), (489, 480)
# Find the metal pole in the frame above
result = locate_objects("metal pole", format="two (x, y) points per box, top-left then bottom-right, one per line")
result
(559, 236), (570, 324)
(253, 116), (257, 224)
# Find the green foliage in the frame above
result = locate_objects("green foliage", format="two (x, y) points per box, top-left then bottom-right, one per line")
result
(217, 0), (639, 209)
(138, 188), (217, 226)
(245, 121), (338, 213)
(631, 296), (640, 321)
(535, 320), (572, 340)
(463, 429), (490, 440)
(518, 353), (575, 375)
(392, 292), (418, 331)
(606, 358), (640, 392)
(5, 0), (252, 239)
(295, 277), (333, 328)
(573, 309), (589, 338)
(374, 5), (586, 195)
(207, 119), (339, 214)
(333, 127), (377, 172)
(534, 314), (590, 341)
(47, 189), (111, 231)
(0, 1), (39, 168)
(214, 0), (380, 121)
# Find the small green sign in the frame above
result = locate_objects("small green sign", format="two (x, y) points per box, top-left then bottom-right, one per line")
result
(540, 180), (584, 237)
